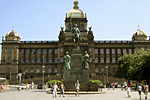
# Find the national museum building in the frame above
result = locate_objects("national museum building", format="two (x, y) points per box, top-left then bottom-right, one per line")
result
(0, 0), (150, 84)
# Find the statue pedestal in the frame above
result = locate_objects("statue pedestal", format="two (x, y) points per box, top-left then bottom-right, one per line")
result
(63, 53), (90, 91)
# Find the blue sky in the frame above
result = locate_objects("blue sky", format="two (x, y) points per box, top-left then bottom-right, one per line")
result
(0, 0), (150, 60)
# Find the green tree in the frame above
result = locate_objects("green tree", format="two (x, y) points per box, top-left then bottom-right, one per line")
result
(115, 49), (150, 81)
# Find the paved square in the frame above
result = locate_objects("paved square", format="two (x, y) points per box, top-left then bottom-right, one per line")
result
(0, 88), (150, 100)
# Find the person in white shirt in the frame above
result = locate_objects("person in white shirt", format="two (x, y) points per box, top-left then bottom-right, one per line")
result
(75, 80), (80, 97)
(138, 84), (142, 100)
(52, 82), (59, 100)
(31, 81), (34, 90)
(124, 82), (127, 90)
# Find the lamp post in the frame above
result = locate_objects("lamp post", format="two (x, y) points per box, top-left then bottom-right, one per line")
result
(42, 56), (45, 90)
(106, 66), (108, 84)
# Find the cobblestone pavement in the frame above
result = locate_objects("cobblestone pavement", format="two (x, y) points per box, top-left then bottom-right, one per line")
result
(0, 88), (150, 100)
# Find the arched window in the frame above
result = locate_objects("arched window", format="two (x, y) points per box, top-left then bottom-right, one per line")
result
(54, 68), (57, 73)
(19, 68), (22, 73)
(68, 24), (71, 31)
(81, 24), (84, 31)
(7, 67), (10, 73)
(25, 67), (28, 72)
(36, 68), (40, 73)
(95, 68), (99, 73)
(48, 68), (51, 73)
(101, 68), (104, 73)
(31, 68), (34, 73)
(8, 57), (11, 63)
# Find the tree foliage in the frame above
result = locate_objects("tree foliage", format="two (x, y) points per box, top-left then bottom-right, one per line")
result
(115, 49), (150, 81)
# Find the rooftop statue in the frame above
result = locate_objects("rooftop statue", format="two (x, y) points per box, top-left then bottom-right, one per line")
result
(71, 24), (82, 49)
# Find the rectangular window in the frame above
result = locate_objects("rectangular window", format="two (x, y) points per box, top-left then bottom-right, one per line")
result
(54, 49), (58, 54)
(31, 58), (35, 63)
(106, 57), (110, 63)
(21, 58), (23, 63)
(95, 49), (98, 54)
(49, 49), (52, 54)
(26, 58), (29, 63)
(43, 58), (46, 63)
(60, 58), (63, 62)
(112, 49), (115, 54)
(95, 58), (98, 63)
(21, 49), (24, 54)
(129, 49), (132, 54)
(37, 58), (41, 63)
(54, 58), (58, 63)
(43, 49), (47, 54)
(32, 49), (35, 54)
(89, 57), (92, 63)
(37, 49), (41, 54)
(112, 58), (116, 63)
(8, 48), (12, 53)
(49, 58), (52, 63)
(26, 49), (30, 54)
(89, 48), (92, 52)
(60, 48), (63, 52)
(54, 68), (57, 73)
(123, 49), (126, 54)
(101, 57), (104, 63)
(117, 49), (121, 54)
(106, 49), (110, 54)
(100, 49), (104, 54)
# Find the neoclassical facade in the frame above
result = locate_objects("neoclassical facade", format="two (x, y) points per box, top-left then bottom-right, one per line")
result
(0, 0), (150, 84)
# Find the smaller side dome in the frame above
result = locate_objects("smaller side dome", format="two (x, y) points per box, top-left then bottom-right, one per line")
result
(132, 25), (147, 41)
(5, 26), (21, 41)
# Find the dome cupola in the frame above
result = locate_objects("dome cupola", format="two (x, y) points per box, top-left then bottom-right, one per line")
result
(5, 26), (21, 41)
(67, 0), (85, 18)
(132, 25), (147, 41)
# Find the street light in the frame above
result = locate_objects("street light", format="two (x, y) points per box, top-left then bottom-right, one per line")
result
(42, 56), (45, 90)
(106, 66), (108, 84)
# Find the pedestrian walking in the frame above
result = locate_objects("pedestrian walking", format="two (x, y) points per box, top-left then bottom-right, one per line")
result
(75, 80), (80, 97)
(59, 82), (65, 97)
(144, 83), (149, 99)
(112, 82), (115, 90)
(121, 82), (124, 91)
(130, 82), (132, 91)
(25, 83), (28, 91)
(138, 84), (142, 100)
(31, 81), (34, 90)
(127, 86), (131, 98)
(52, 82), (59, 100)
(107, 81), (110, 90)
(124, 81), (127, 90)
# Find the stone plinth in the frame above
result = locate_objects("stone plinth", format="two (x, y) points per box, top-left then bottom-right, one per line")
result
(71, 54), (82, 71)
(64, 70), (71, 81)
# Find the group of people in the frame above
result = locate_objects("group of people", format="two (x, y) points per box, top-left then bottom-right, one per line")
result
(107, 81), (115, 90)
(25, 81), (34, 91)
(121, 81), (149, 99)
(51, 80), (80, 100)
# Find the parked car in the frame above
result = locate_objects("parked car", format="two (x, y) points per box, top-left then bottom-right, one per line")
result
(17, 84), (26, 90)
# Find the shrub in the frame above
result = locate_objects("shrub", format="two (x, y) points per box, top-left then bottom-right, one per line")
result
(89, 80), (102, 84)
(47, 80), (61, 85)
